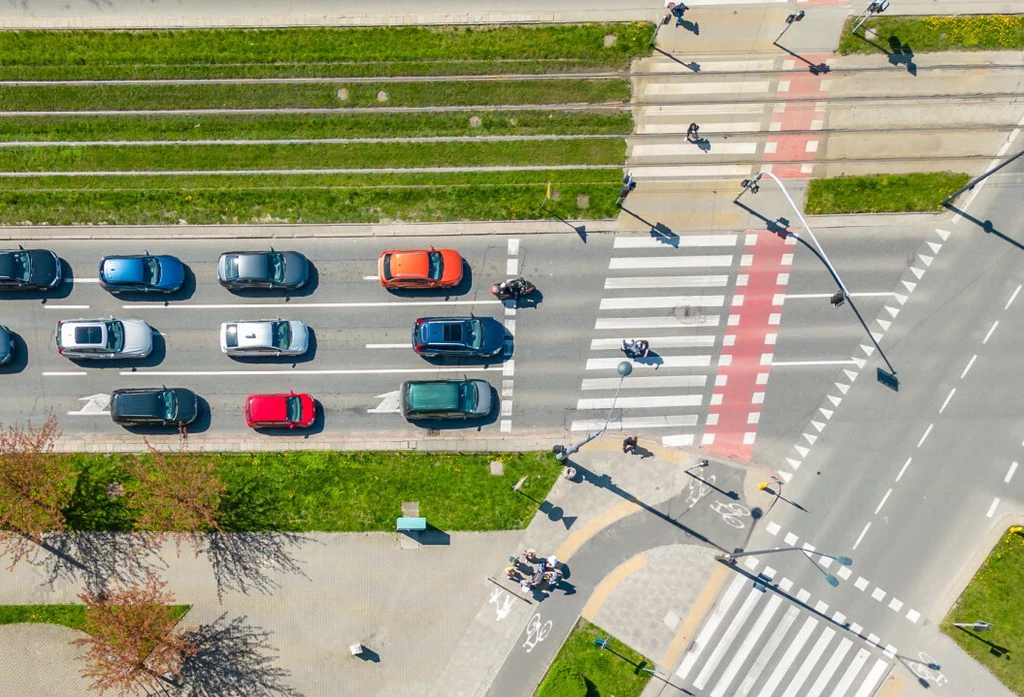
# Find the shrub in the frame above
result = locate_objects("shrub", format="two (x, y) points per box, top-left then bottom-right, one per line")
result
(536, 662), (588, 697)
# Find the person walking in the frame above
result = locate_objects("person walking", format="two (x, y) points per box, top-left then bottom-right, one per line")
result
(686, 122), (700, 143)
(669, 1), (689, 25)
(622, 435), (638, 454)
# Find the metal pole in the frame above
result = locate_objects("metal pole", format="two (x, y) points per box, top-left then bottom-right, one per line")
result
(556, 361), (632, 461)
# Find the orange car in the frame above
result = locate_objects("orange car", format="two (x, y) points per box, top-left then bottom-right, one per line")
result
(378, 248), (464, 289)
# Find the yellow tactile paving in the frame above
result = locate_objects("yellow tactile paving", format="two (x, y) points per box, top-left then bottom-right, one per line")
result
(581, 551), (648, 621)
(556, 499), (641, 561)
(877, 674), (905, 697)
(659, 563), (731, 669)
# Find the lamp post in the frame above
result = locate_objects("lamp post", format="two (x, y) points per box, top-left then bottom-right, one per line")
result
(775, 10), (805, 43)
(555, 361), (632, 462)
(716, 546), (852, 587)
(953, 621), (992, 632)
(851, 0), (889, 34)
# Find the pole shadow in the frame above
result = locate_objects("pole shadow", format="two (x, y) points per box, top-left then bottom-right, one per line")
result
(773, 41), (831, 74)
(945, 204), (1024, 251)
(953, 625), (1011, 659)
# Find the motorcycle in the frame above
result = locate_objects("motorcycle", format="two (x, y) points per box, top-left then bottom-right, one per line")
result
(490, 277), (536, 301)
(621, 339), (650, 359)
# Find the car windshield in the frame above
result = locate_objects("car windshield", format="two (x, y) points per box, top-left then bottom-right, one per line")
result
(161, 390), (177, 420)
(142, 257), (160, 286)
(285, 395), (302, 422)
(105, 321), (124, 352)
(223, 255), (239, 280)
(272, 321), (291, 350)
(428, 251), (443, 280)
(9, 252), (30, 281)
(268, 253), (285, 283)
(468, 321), (482, 349)
(458, 382), (475, 412)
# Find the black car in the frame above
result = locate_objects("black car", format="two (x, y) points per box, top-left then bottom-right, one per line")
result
(0, 248), (62, 290)
(412, 316), (506, 358)
(0, 326), (13, 365)
(217, 250), (309, 291)
(110, 387), (199, 427)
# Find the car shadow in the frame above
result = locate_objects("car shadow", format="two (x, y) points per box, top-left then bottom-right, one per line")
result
(0, 330), (28, 374)
(69, 330), (166, 370)
(385, 262), (472, 299)
(222, 261), (319, 300)
(109, 263), (197, 303)
(228, 327), (318, 365)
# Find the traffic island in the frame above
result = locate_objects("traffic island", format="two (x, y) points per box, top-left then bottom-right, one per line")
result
(535, 618), (653, 697)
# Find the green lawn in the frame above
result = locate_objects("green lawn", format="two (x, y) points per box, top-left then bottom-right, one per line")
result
(942, 528), (1024, 695)
(536, 619), (652, 697)
(804, 172), (968, 214)
(0, 111), (633, 142)
(62, 451), (562, 533)
(0, 604), (190, 632)
(0, 24), (653, 79)
(839, 15), (1024, 55)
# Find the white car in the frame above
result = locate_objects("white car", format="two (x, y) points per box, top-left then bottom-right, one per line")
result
(220, 319), (309, 357)
(55, 318), (153, 359)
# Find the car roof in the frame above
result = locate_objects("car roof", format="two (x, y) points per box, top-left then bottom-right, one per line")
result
(101, 257), (146, 284)
(227, 321), (278, 348)
(235, 252), (270, 280)
(113, 388), (165, 417)
(59, 320), (107, 347)
(388, 250), (431, 279)
(406, 381), (462, 411)
(247, 393), (291, 422)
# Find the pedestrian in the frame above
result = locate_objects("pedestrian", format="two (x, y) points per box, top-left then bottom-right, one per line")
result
(686, 122), (700, 143)
(669, 2), (688, 24)
(524, 548), (539, 564)
(547, 555), (560, 570)
(505, 565), (520, 581)
(623, 435), (638, 454)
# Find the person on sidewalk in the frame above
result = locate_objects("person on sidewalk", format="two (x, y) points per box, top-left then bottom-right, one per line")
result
(622, 435), (638, 454)
(686, 122), (700, 143)
(505, 565), (521, 582)
(669, 2), (689, 25)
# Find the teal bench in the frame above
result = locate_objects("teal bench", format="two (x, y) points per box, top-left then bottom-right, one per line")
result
(396, 517), (427, 532)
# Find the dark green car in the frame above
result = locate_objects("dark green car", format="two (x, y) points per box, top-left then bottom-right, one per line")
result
(401, 379), (494, 421)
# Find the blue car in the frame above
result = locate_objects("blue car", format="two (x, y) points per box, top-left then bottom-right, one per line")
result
(99, 253), (185, 293)
(412, 316), (506, 358)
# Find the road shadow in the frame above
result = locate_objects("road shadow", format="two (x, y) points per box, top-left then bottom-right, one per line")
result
(945, 204), (1024, 251)
(953, 625), (1011, 659)
(222, 261), (320, 300)
(773, 41), (831, 74)
(849, 31), (916, 75)
(627, 350), (663, 370)
(69, 330), (166, 370)
(538, 500), (578, 530)
(178, 613), (303, 697)
(228, 327), (318, 366)
(108, 263), (197, 303)
(38, 531), (163, 596)
(503, 288), (543, 310)
(0, 330), (28, 374)
(418, 524), (451, 546)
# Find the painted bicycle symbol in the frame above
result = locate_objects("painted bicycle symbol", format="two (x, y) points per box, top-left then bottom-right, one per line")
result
(489, 587), (514, 622)
(907, 652), (948, 686)
(685, 473), (716, 509)
(522, 612), (553, 654)
(709, 500), (750, 529)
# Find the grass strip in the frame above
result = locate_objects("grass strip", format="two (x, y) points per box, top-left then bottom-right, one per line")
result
(0, 111), (633, 143)
(804, 172), (969, 214)
(0, 138), (626, 172)
(0, 79), (630, 112)
(839, 15), (1024, 55)
(537, 619), (652, 697)
(0, 604), (190, 632)
(0, 24), (654, 74)
(62, 451), (562, 533)
(942, 527), (1024, 694)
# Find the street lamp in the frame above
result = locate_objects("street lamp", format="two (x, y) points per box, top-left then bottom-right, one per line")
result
(775, 10), (805, 43)
(555, 361), (632, 462)
(616, 173), (636, 208)
(716, 546), (853, 587)
(851, 0), (889, 34)
(953, 621), (992, 632)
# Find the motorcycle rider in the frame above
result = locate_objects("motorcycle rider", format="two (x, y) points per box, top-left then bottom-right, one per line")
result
(622, 339), (650, 358)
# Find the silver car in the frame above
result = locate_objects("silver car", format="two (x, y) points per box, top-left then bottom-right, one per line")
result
(55, 318), (153, 359)
(220, 319), (309, 357)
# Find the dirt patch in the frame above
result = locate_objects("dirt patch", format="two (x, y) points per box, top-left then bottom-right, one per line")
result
(603, 34), (618, 47)
(509, 117), (517, 126)
(469, 116), (483, 128)
(576, 194), (590, 209)
(337, 88), (349, 101)
(550, 190), (562, 201)
(376, 90), (389, 102)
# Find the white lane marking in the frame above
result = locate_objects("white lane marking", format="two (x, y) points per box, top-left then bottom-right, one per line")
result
(1006, 284), (1022, 310)
(771, 360), (858, 367)
(639, 103), (767, 116)
(986, 497), (1000, 518)
(604, 275), (729, 289)
(67, 393), (111, 416)
(896, 457), (912, 482)
(570, 415), (697, 431)
(506, 258), (518, 276)
(960, 354), (977, 379)
(784, 292), (895, 299)
(1006, 461), (1018, 483)
(365, 343), (408, 349)
(590, 335), (716, 350)
(735, 605), (800, 697)
(367, 390), (401, 413)
(644, 81), (772, 96)
(586, 355), (712, 370)
(69, 278), (100, 284)
(694, 587), (766, 690)
(712, 595), (784, 697)
(663, 433), (695, 446)
(983, 320), (999, 344)
(639, 121), (763, 134)
(121, 366), (500, 377)
(852, 659), (890, 697)
(362, 275), (378, 281)
(600, 295), (725, 310)
(874, 489), (892, 515)
(45, 304), (90, 309)
(917, 423), (933, 448)
(807, 637), (852, 697)
(43, 371), (87, 376)
(852, 523), (871, 550)
(829, 645), (869, 697)
(756, 617), (817, 697)
(581, 375), (706, 389)
(613, 235), (738, 249)
(595, 315), (721, 330)
(939, 387), (956, 414)
(123, 300), (500, 310)
(676, 574), (749, 680)
(609, 255), (735, 270)
(575, 394), (702, 410)
(780, 628), (835, 697)
(632, 142), (759, 157)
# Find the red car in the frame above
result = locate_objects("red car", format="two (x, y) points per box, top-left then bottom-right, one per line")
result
(378, 248), (463, 289)
(244, 392), (316, 429)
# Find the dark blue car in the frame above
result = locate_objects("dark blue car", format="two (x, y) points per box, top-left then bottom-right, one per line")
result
(99, 254), (185, 293)
(412, 316), (506, 358)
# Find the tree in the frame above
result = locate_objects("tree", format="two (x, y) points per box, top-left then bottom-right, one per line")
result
(128, 430), (226, 554)
(0, 411), (76, 567)
(73, 573), (196, 696)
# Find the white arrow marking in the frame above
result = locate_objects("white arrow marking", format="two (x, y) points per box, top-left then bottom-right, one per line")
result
(368, 390), (402, 414)
(68, 393), (110, 416)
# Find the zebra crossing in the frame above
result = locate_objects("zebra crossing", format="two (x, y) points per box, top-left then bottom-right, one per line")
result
(674, 570), (893, 697)
(569, 234), (743, 443)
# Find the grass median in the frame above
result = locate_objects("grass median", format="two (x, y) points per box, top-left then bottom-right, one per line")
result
(61, 450), (561, 533)
(0, 604), (190, 632)
(536, 619), (652, 697)
(942, 527), (1024, 694)
(804, 172), (968, 214)
(0, 111), (633, 143)
(0, 170), (620, 224)
(839, 15), (1024, 55)
(0, 24), (654, 80)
